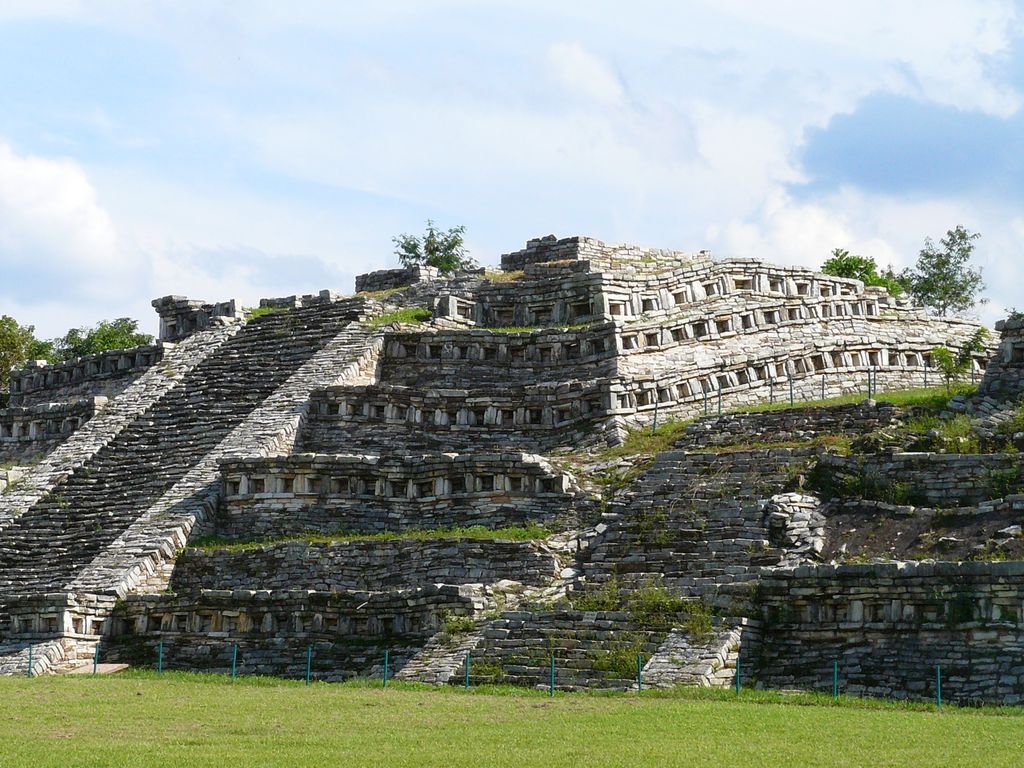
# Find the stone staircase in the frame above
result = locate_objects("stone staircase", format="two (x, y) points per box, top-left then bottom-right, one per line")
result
(641, 624), (745, 688)
(466, 609), (666, 690)
(394, 630), (484, 684)
(0, 299), (387, 671)
(583, 449), (819, 601)
(0, 300), (379, 596)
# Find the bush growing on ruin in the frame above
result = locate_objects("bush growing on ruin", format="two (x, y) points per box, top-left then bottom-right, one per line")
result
(392, 219), (477, 274)
(902, 226), (986, 316)
(0, 315), (56, 402)
(51, 318), (153, 361)
(931, 327), (990, 394)
(821, 249), (906, 295)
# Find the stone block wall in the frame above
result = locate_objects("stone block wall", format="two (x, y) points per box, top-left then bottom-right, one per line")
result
(978, 315), (1024, 401)
(817, 452), (1024, 506)
(498, 234), (706, 273)
(676, 402), (901, 449)
(0, 398), (103, 463)
(216, 452), (588, 539)
(378, 325), (618, 387)
(170, 538), (559, 593)
(301, 381), (610, 453)
(355, 265), (440, 293)
(756, 561), (1024, 704)
(7, 345), (165, 407)
(258, 289), (345, 309)
(151, 295), (243, 342)
(104, 585), (483, 680)
(0, 592), (117, 641)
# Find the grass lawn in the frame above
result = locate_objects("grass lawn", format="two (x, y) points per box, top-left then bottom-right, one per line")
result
(1, 673), (1022, 767)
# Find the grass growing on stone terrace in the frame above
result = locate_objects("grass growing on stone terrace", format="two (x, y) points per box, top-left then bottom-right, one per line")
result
(1, 672), (1023, 768)
(604, 384), (977, 459)
(188, 524), (551, 552)
(365, 307), (433, 326)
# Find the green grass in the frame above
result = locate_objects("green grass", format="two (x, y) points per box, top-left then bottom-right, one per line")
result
(603, 385), (977, 459)
(358, 286), (408, 299)
(188, 524), (551, 552)
(1, 673), (1023, 767)
(485, 322), (593, 333)
(366, 307), (433, 326)
(603, 418), (694, 458)
(483, 270), (526, 282)
(740, 384), (976, 414)
(244, 305), (287, 320)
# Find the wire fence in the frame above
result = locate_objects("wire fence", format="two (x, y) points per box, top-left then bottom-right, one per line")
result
(19, 640), (965, 708)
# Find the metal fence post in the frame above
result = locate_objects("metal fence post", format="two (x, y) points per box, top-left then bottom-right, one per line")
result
(93, 643), (100, 675)
(651, 397), (659, 435)
(789, 376), (794, 406)
(306, 646), (313, 686)
(549, 655), (555, 697)
(936, 665), (942, 708)
(703, 388), (708, 416)
(769, 379), (774, 404)
(231, 644), (238, 680)
(833, 660), (838, 700)
(636, 654), (643, 691)
(158, 640), (164, 674)
(26, 646), (32, 678)
(383, 649), (389, 689)
(735, 657), (741, 694)
(465, 652), (471, 690)
(717, 387), (723, 417)
(821, 375), (826, 401)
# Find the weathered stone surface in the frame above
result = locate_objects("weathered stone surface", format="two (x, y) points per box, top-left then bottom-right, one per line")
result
(1, 234), (1017, 703)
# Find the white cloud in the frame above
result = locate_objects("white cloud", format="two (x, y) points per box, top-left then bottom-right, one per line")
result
(0, 140), (129, 302)
(712, 186), (1018, 327)
(546, 42), (625, 106)
(0, 3), (1021, 336)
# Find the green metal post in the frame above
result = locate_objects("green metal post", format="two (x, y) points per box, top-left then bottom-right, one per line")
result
(26, 646), (32, 678)
(306, 646), (312, 687)
(717, 387), (722, 417)
(769, 379), (774, 404)
(549, 655), (555, 697)
(93, 643), (100, 675)
(465, 652), (470, 689)
(735, 658), (741, 694)
(936, 665), (942, 708)
(231, 644), (238, 680)
(821, 375), (825, 401)
(833, 660), (838, 700)
(925, 361), (929, 388)
(636, 654), (643, 691)
(703, 388), (708, 415)
(789, 376), (794, 406)
(383, 649), (389, 689)
(158, 640), (163, 674)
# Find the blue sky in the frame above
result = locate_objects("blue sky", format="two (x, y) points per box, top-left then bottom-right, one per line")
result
(0, 1), (1022, 337)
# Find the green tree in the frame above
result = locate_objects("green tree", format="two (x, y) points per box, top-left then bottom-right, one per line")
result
(52, 318), (153, 362)
(902, 226), (986, 316)
(931, 327), (990, 394)
(0, 316), (55, 401)
(392, 220), (476, 274)
(821, 248), (907, 295)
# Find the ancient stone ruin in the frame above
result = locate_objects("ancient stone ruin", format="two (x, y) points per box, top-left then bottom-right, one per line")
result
(3, 234), (1021, 705)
